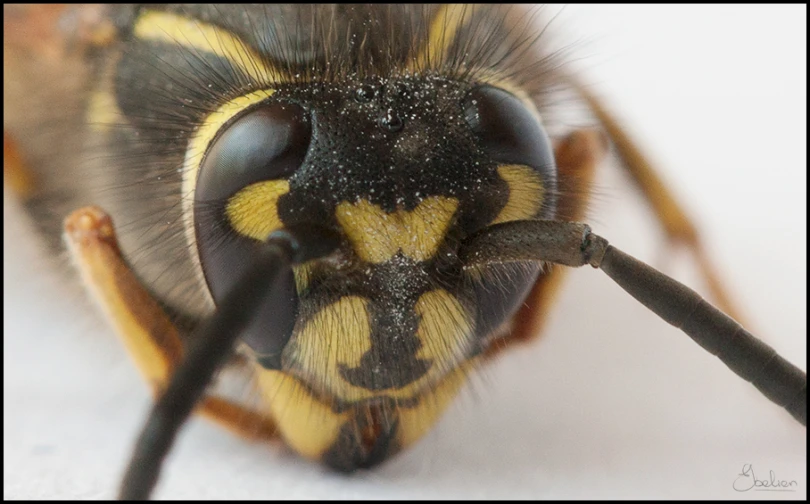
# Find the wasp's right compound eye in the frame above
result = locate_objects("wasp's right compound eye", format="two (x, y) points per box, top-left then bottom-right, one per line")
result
(195, 102), (312, 203)
(194, 101), (312, 368)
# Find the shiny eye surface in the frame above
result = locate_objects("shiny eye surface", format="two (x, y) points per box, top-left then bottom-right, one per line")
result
(461, 86), (557, 344)
(194, 101), (311, 365)
(195, 101), (311, 203)
(463, 85), (555, 171)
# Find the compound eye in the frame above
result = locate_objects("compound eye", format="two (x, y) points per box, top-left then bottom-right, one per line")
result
(462, 85), (554, 171)
(195, 101), (311, 203)
(194, 101), (310, 366)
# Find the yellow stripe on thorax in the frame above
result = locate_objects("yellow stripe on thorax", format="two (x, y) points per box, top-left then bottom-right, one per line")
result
(410, 4), (477, 71)
(134, 10), (280, 84)
(336, 197), (458, 263)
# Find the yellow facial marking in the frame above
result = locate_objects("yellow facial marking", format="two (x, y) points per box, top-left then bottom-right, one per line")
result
(255, 369), (349, 460)
(225, 179), (290, 240)
(223, 174), (324, 294)
(397, 360), (476, 448)
(410, 4), (478, 71)
(289, 296), (374, 398)
(134, 10), (280, 84)
(492, 164), (545, 225)
(414, 290), (473, 366)
(282, 289), (473, 404)
(335, 197), (458, 263)
(255, 362), (477, 460)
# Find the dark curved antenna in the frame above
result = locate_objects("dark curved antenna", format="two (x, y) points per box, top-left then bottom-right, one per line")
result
(120, 218), (804, 499)
(461, 219), (807, 426)
(118, 226), (341, 500)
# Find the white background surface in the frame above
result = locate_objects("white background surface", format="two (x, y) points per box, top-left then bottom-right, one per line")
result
(4, 5), (806, 500)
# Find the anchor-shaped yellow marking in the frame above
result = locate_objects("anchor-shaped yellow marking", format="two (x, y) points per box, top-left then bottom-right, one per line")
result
(335, 197), (459, 263)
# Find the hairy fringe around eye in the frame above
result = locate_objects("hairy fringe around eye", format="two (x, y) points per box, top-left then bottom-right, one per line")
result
(13, 4), (585, 337)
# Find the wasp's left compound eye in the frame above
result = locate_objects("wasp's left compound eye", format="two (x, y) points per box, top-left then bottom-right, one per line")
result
(462, 85), (554, 172)
(194, 101), (311, 368)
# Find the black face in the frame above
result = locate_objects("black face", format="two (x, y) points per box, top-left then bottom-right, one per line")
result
(193, 75), (557, 405)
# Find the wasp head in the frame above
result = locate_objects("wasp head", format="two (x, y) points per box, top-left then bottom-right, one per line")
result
(193, 75), (556, 470)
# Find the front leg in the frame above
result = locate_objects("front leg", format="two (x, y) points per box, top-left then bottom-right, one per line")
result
(63, 206), (277, 441)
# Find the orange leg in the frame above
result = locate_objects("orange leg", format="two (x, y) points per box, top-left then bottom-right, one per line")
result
(63, 206), (277, 441)
(3, 132), (36, 199)
(493, 83), (750, 355)
(574, 83), (747, 327)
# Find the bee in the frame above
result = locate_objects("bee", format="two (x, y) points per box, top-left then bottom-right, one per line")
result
(6, 3), (806, 496)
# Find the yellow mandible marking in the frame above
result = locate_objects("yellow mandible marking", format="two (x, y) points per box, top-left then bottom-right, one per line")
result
(397, 359), (477, 449)
(492, 164), (545, 225)
(290, 296), (374, 395)
(410, 4), (477, 71)
(335, 197), (458, 263)
(256, 363), (477, 459)
(134, 10), (280, 85)
(413, 289), (474, 367)
(255, 369), (349, 460)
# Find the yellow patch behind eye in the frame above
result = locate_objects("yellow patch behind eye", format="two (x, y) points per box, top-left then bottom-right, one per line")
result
(134, 10), (280, 84)
(335, 197), (458, 263)
(225, 179), (290, 240)
(255, 368), (349, 460)
(492, 164), (545, 225)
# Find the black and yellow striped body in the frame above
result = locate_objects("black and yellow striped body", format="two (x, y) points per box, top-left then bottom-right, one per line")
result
(16, 5), (571, 470)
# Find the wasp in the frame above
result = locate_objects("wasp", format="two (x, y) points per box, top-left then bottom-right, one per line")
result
(4, 4), (806, 499)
